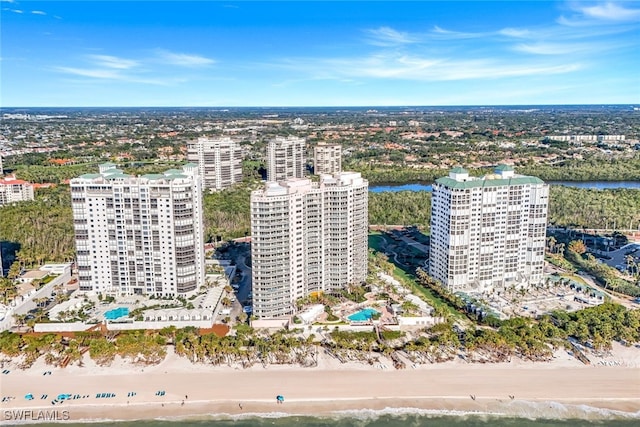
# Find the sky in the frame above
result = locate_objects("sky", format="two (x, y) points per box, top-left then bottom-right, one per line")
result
(1, 1), (639, 107)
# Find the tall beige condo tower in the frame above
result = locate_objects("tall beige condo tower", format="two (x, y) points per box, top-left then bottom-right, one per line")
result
(266, 136), (306, 182)
(187, 137), (243, 190)
(251, 172), (368, 318)
(71, 163), (205, 297)
(313, 142), (342, 175)
(429, 165), (548, 293)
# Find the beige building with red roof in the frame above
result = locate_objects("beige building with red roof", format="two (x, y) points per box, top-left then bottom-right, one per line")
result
(0, 175), (34, 206)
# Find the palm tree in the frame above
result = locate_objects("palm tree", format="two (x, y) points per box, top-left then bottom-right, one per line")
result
(33, 296), (48, 308)
(0, 277), (17, 305)
(13, 313), (27, 327)
(547, 236), (557, 254)
(625, 255), (638, 277)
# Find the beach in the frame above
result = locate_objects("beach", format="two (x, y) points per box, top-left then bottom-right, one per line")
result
(1, 342), (639, 424)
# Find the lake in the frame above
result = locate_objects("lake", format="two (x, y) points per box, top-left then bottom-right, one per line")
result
(369, 181), (640, 193)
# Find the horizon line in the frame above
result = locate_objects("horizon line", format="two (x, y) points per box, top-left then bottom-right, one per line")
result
(1, 103), (637, 109)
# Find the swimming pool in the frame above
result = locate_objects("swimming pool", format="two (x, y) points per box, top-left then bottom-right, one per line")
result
(348, 308), (379, 322)
(104, 307), (129, 320)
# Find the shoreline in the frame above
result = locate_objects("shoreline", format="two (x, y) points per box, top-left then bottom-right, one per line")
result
(3, 396), (640, 425)
(2, 361), (639, 424)
(4, 397), (640, 425)
(2, 343), (639, 424)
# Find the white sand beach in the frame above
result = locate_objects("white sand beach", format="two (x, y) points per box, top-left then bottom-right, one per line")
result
(1, 342), (639, 423)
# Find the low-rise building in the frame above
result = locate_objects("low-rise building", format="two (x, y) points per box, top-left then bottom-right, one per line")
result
(0, 176), (35, 206)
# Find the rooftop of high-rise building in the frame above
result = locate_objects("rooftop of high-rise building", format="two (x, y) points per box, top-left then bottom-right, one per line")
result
(436, 165), (544, 189)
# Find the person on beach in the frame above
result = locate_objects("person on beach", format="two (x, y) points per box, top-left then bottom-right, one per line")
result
(239, 403), (243, 410)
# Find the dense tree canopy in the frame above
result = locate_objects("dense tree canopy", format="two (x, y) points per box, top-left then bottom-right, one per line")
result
(0, 186), (75, 267)
(547, 186), (640, 229)
(1, 179), (638, 267)
(368, 191), (431, 228)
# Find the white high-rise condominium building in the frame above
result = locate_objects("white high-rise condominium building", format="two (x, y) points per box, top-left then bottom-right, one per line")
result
(429, 165), (548, 293)
(71, 163), (205, 297)
(187, 136), (244, 191)
(0, 176), (34, 206)
(0, 155), (3, 175)
(266, 136), (306, 182)
(313, 142), (342, 175)
(251, 172), (368, 318)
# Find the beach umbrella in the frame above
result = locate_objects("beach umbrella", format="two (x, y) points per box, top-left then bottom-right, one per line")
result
(276, 395), (284, 402)
(25, 393), (34, 400)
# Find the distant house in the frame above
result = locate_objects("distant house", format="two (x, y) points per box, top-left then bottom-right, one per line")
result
(48, 158), (76, 166)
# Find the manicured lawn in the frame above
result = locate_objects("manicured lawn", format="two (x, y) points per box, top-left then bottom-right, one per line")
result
(368, 232), (464, 321)
(560, 274), (589, 286)
(391, 267), (464, 321)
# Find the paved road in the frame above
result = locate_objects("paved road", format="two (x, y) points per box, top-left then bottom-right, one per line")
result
(596, 243), (640, 272)
(235, 254), (252, 306)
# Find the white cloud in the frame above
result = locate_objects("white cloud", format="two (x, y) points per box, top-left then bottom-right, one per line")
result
(31, 10), (46, 15)
(10, 9), (22, 13)
(55, 67), (123, 80)
(54, 66), (183, 86)
(53, 53), (201, 85)
(513, 42), (586, 55)
(559, 2), (640, 26)
(273, 53), (581, 82)
(155, 49), (215, 67)
(580, 2), (640, 21)
(498, 28), (532, 38)
(365, 26), (418, 46)
(431, 25), (486, 39)
(88, 54), (139, 69)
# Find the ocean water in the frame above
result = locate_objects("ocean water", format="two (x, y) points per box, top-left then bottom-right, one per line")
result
(15, 413), (639, 427)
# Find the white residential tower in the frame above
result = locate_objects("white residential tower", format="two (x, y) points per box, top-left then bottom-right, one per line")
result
(187, 136), (244, 190)
(313, 142), (342, 175)
(266, 136), (306, 182)
(429, 165), (549, 293)
(250, 172), (368, 318)
(70, 163), (205, 297)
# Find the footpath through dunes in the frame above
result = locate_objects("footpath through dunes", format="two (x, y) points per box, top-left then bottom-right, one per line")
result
(1, 348), (639, 422)
(196, 324), (230, 336)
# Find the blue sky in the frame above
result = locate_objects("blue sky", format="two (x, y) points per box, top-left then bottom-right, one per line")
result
(1, 1), (639, 106)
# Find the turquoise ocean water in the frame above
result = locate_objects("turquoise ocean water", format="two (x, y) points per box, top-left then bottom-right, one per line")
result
(12, 414), (639, 427)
